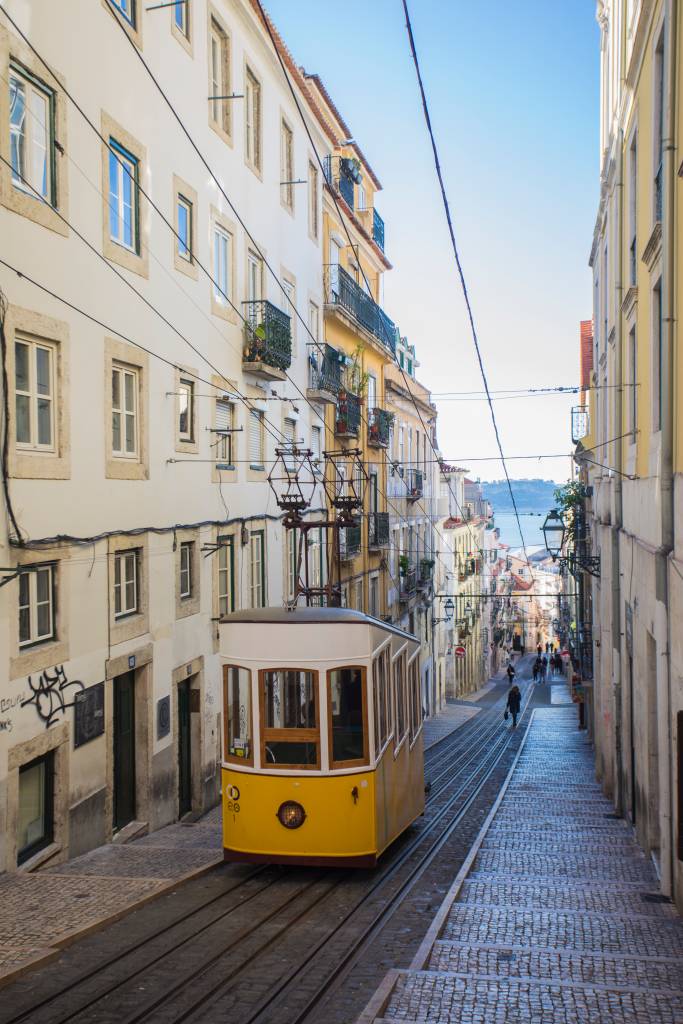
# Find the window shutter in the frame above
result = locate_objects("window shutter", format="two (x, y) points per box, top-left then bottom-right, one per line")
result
(216, 399), (232, 432)
(249, 410), (263, 465)
(311, 425), (322, 462)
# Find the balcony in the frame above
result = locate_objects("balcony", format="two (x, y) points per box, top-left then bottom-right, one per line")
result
(418, 558), (434, 588)
(571, 405), (589, 443)
(406, 468), (423, 501)
(400, 564), (417, 601)
(243, 300), (292, 381)
(368, 408), (393, 448)
(335, 388), (361, 438)
(323, 155), (360, 210)
(308, 344), (342, 405)
(368, 511), (390, 549)
(339, 524), (361, 561)
(323, 264), (396, 355)
(372, 208), (385, 252)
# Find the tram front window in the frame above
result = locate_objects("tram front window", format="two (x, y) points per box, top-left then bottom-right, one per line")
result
(223, 665), (252, 764)
(262, 670), (319, 768)
(328, 667), (367, 767)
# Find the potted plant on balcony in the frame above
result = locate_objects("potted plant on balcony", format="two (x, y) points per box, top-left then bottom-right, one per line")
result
(398, 554), (410, 576)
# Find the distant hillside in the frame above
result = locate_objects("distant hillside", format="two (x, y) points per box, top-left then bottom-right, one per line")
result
(479, 479), (559, 513)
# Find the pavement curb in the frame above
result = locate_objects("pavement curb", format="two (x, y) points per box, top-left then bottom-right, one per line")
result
(0, 853), (223, 990)
(353, 708), (536, 1024)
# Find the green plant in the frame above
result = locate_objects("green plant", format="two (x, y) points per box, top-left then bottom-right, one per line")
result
(399, 554), (410, 575)
(553, 480), (587, 544)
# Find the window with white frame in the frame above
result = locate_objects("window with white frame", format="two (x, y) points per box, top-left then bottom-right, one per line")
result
(357, 183), (366, 211)
(247, 250), (262, 304)
(112, 363), (138, 458)
(209, 17), (230, 135)
(280, 119), (294, 209)
(249, 409), (264, 468)
(654, 29), (664, 222)
(178, 377), (195, 442)
(108, 139), (139, 252)
(308, 300), (319, 343)
(629, 326), (637, 438)
(14, 335), (55, 452)
(369, 573), (379, 617)
(653, 277), (663, 430)
(628, 133), (637, 286)
(179, 541), (193, 599)
(177, 194), (192, 262)
(218, 538), (234, 615)
(174, 0), (189, 38)
(215, 398), (234, 467)
(283, 417), (296, 468)
(311, 424), (322, 469)
(111, 0), (135, 25)
(354, 579), (363, 612)
(18, 564), (55, 648)
(282, 279), (295, 349)
(9, 63), (55, 205)
(308, 160), (318, 239)
(286, 529), (297, 602)
(245, 68), (261, 171)
(114, 550), (138, 618)
(213, 224), (232, 305)
(249, 531), (265, 608)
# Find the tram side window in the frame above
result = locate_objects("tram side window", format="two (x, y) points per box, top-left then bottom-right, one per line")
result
(224, 665), (252, 764)
(394, 653), (407, 747)
(262, 669), (319, 768)
(372, 647), (391, 756)
(409, 657), (422, 743)
(328, 667), (367, 767)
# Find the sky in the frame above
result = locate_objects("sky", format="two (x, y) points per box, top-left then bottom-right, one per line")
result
(265, 0), (600, 485)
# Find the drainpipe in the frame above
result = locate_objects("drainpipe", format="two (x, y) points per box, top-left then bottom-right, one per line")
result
(660, 0), (677, 898)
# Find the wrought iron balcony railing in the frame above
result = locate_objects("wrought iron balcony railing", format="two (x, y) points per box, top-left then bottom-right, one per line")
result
(323, 264), (396, 355)
(308, 343), (342, 396)
(571, 405), (589, 443)
(339, 524), (361, 560)
(335, 388), (361, 438)
(243, 300), (292, 372)
(418, 558), (434, 585)
(406, 468), (423, 501)
(323, 155), (359, 210)
(368, 407), (393, 448)
(368, 511), (390, 548)
(373, 207), (385, 251)
(400, 565), (417, 599)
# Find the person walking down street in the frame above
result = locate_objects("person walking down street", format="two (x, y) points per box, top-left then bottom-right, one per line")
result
(532, 659), (539, 682)
(506, 662), (516, 685)
(537, 643), (542, 657)
(554, 652), (563, 676)
(540, 655), (548, 683)
(506, 683), (522, 728)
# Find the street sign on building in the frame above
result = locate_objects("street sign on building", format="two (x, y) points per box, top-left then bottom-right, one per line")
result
(454, 645), (466, 658)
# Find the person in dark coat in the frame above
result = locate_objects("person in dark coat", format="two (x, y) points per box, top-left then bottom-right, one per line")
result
(506, 684), (521, 727)
(506, 662), (516, 684)
(532, 658), (540, 682)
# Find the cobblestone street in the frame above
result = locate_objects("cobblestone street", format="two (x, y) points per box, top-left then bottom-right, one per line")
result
(358, 704), (683, 1024)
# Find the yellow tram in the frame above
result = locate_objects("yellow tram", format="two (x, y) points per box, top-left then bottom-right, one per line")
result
(219, 608), (425, 867)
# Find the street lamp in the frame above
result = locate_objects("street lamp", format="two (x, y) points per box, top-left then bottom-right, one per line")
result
(542, 508), (566, 561)
(432, 596), (454, 627)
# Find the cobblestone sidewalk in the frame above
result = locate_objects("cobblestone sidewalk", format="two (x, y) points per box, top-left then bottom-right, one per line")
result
(358, 707), (683, 1024)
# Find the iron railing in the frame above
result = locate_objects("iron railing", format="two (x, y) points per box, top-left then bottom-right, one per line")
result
(400, 565), (417, 599)
(373, 208), (385, 251)
(323, 155), (358, 210)
(368, 407), (393, 448)
(418, 558), (434, 586)
(368, 511), (390, 548)
(335, 388), (361, 437)
(407, 468), (423, 501)
(571, 404), (589, 443)
(339, 524), (361, 560)
(243, 300), (292, 371)
(308, 343), (342, 395)
(323, 264), (396, 355)
(655, 161), (663, 222)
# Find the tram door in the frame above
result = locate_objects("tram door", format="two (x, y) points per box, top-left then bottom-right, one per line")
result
(178, 680), (192, 817)
(113, 671), (136, 831)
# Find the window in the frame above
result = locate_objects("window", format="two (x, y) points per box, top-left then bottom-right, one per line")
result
(282, 279), (295, 349)
(249, 409), (264, 468)
(409, 656), (422, 742)
(247, 250), (262, 304)
(283, 417), (296, 469)
(112, 363), (138, 458)
(218, 538), (234, 615)
(308, 301), (319, 343)
(176, 195), (192, 262)
(369, 574), (379, 618)
(111, 0), (135, 26)
(357, 183), (366, 211)
(18, 752), (54, 865)
(629, 134), (637, 286)
(328, 667), (367, 767)
(372, 645), (392, 755)
(174, 0), (189, 38)
(309, 527), (324, 603)
(262, 669), (318, 767)
(367, 373), (377, 412)
(213, 224), (232, 305)
(215, 399), (234, 467)
(394, 653), (407, 746)
(249, 531), (265, 608)
(286, 529), (297, 602)
(653, 278), (663, 430)
(654, 30), (664, 222)
(209, 18), (230, 135)
(280, 119), (294, 210)
(114, 550), (138, 618)
(9, 64), (55, 204)
(629, 326), (637, 438)
(108, 141), (139, 252)
(223, 666), (252, 764)
(354, 579), (363, 612)
(245, 68), (261, 171)
(311, 425), (322, 468)
(179, 541), (193, 599)
(308, 161), (319, 239)
(178, 377), (194, 442)
(15, 335), (55, 452)
(18, 564), (55, 648)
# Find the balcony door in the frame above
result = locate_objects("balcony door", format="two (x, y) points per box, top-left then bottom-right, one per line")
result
(247, 250), (262, 305)
(329, 238), (341, 295)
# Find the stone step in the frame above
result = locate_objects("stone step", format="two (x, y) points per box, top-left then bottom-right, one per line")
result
(472, 849), (656, 882)
(458, 879), (678, 917)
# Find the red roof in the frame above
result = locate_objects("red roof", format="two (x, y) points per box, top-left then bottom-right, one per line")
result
(580, 320), (593, 392)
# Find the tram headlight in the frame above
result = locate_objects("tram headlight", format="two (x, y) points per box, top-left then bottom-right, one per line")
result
(276, 800), (306, 829)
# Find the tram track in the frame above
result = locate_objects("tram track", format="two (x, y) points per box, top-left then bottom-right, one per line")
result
(0, 670), (532, 1024)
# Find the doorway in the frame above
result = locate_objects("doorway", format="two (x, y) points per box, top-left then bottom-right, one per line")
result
(113, 671), (136, 830)
(178, 680), (192, 817)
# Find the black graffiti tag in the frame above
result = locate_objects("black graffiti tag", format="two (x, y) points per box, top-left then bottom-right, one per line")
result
(21, 666), (85, 728)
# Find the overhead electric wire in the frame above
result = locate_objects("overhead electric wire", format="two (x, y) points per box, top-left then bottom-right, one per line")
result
(401, 0), (534, 573)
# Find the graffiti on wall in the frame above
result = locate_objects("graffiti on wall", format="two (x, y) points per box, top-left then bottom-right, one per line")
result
(21, 665), (85, 728)
(0, 719), (12, 733)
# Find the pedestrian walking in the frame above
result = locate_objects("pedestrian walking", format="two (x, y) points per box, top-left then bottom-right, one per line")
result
(541, 655), (548, 683)
(554, 652), (563, 676)
(532, 658), (540, 683)
(536, 643), (542, 657)
(506, 662), (516, 685)
(506, 683), (522, 728)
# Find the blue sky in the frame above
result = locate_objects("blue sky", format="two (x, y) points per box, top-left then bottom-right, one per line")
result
(266, 0), (600, 484)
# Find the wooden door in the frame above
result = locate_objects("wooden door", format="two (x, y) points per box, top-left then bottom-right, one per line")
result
(113, 672), (136, 830)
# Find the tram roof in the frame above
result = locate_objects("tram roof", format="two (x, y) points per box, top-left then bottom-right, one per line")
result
(220, 606), (418, 642)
